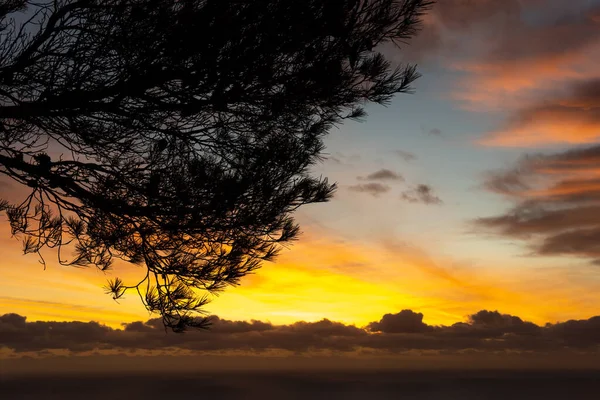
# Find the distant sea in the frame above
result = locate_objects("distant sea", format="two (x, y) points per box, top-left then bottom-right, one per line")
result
(2, 370), (600, 399)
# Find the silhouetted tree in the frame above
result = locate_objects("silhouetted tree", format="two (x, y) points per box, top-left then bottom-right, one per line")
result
(0, 0), (432, 331)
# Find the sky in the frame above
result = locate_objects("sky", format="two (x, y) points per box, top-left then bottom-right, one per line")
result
(3, 0), (600, 373)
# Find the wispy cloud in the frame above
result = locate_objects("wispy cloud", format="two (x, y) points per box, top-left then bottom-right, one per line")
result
(401, 184), (443, 205)
(476, 144), (600, 263)
(348, 182), (391, 197)
(393, 150), (417, 162)
(350, 169), (405, 197)
(481, 79), (600, 146)
(358, 169), (404, 182)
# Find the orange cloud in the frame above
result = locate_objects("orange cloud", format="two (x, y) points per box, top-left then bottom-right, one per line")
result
(484, 107), (600, 146)
(453, 46), (600, 111)
(478, 77), (600, 146)
(446, 4), (600, 113)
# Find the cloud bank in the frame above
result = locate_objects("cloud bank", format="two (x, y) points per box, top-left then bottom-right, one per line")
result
(2, 309), (600, 356)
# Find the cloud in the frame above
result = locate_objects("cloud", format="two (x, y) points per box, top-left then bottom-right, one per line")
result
(3, 309), (600, 356)
(428, 128), (442, 136)
(348, 182), (391, 197)
(367, 310), (433, 333)
(484, 5), (600, 64)
(401, 184), (442, 205)
(428, 1), (600, 111)
(546, 315), (600, 348)
(432, 0), (522, 32)
(400, 0), (523, 61)
(393, 150), (417, 162)
(476, 144), (600, 262)
(359, 169), (404, 182)
(326, 155), (342, 164)
(463, 310), (541, 337)
(349, 169), (405, 197)
(481, 79), (600, 146)
(325, 152), (361, 165)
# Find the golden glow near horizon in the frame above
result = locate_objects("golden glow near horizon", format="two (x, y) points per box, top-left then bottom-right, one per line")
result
(2, 222), (600, 329)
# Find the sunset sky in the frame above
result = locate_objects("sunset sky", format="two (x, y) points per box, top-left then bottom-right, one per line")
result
(3, 0), (600, 372)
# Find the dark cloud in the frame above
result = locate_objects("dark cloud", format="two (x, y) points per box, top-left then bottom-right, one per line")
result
(434, 0), (522, 31)
(465, 310), (541, 337)
(425, 0), (600, 57)
(325, 152), (361, 166)
(476, 204), (600, 238)
(560, 78), (600, 108)
(326, 155), (343, 164)
(400, 0), (541, 62)
(393, 150), (417, 162)
(477, 142), (600, 262)
(397, 0), (525, 60)
(485, 4), (600, 63)
(428, 128), (442, 136)
(348, 182), (391, 197)
(482, 169), (530, 197)
(367, 310), (433, 333)
(401, 184), (442, 205)
(208, 316), (273, 334)
(359, 169), (404, 182)
(537, 228), (600, 259)
(0, 313), (113, 353)
(546, 316), (600, 348)
(3, 309), (600, 355)
(404, 0), (600, 116)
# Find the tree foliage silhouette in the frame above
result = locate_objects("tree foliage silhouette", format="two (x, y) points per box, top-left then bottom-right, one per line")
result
(0, 0), (432, 331)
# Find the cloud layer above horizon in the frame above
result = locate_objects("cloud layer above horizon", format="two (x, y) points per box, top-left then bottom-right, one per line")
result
(2, 308), (600, 357)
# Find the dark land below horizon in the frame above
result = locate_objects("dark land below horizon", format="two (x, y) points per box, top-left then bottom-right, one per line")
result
(2, 369), (600, 399)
